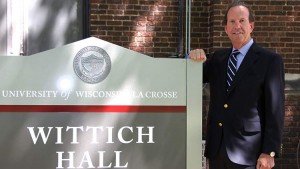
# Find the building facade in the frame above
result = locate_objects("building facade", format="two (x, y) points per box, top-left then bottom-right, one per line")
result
(0, 0), (299, 168)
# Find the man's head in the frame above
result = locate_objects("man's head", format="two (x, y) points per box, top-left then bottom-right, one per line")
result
(224, 1), (255, 49)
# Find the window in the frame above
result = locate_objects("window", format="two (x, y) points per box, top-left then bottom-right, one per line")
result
(0, 0), (89, 56)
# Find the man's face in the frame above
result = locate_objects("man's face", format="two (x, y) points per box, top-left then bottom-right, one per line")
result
(225, 6), (254, 49)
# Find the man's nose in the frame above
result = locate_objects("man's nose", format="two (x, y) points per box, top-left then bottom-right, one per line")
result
(233, 22), (242, 28)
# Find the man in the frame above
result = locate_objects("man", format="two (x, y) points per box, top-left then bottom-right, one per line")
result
(190, 1), (284, 169)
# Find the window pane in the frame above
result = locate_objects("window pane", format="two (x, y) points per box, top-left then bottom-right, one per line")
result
(26, 0), (84, 55)
(1, 0), (87, 56)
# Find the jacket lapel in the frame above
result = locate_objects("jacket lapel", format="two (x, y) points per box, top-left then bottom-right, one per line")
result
(227, 43), (260, 94)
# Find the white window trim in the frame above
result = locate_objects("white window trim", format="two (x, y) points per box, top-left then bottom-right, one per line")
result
(7, 0), (27, 56)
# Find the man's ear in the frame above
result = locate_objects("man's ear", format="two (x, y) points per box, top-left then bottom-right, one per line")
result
(224, 25), (229, 35)
(250, 22), (255, 31)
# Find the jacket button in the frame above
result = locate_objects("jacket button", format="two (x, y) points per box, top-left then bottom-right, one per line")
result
(224, 104), (228, 108)
(218, 123), (223, 127)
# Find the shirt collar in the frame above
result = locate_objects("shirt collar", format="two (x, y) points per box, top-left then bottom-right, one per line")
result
(232, 39), (254, 56)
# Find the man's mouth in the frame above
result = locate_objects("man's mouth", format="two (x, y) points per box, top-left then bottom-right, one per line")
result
(233, 32), (243, 35)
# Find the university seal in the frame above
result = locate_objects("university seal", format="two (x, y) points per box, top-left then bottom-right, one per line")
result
(73, 46), (111, 84)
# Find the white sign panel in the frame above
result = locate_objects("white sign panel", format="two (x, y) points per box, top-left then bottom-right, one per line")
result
(0, 37), (202, 169)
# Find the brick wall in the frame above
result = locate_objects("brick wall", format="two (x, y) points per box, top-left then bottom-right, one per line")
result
(90, 0), (183, 57)
(90, 0), (299, 73)
(280, 93), (300, 169)
(252, 0), (300, 74)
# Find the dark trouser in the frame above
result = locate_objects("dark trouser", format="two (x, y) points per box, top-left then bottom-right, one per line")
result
(208, 137), (256, 169)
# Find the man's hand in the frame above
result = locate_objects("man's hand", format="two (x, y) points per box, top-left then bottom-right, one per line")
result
(256, 153), (275, 169)
(189, 49), (207, 62)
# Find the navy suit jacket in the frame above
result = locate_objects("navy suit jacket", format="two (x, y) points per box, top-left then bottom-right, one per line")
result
(203, 42), (285, 165)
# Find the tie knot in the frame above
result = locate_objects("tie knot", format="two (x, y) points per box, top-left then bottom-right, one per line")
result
(232, 50), (240, 56)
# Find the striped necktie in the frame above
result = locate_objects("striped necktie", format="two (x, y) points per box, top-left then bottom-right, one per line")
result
(227, 50), (240, 90)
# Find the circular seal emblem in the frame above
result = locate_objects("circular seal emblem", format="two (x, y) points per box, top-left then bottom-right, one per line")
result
(73, 46), (111, 84)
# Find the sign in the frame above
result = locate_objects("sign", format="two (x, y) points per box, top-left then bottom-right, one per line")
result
(0, 37), (202, 169)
